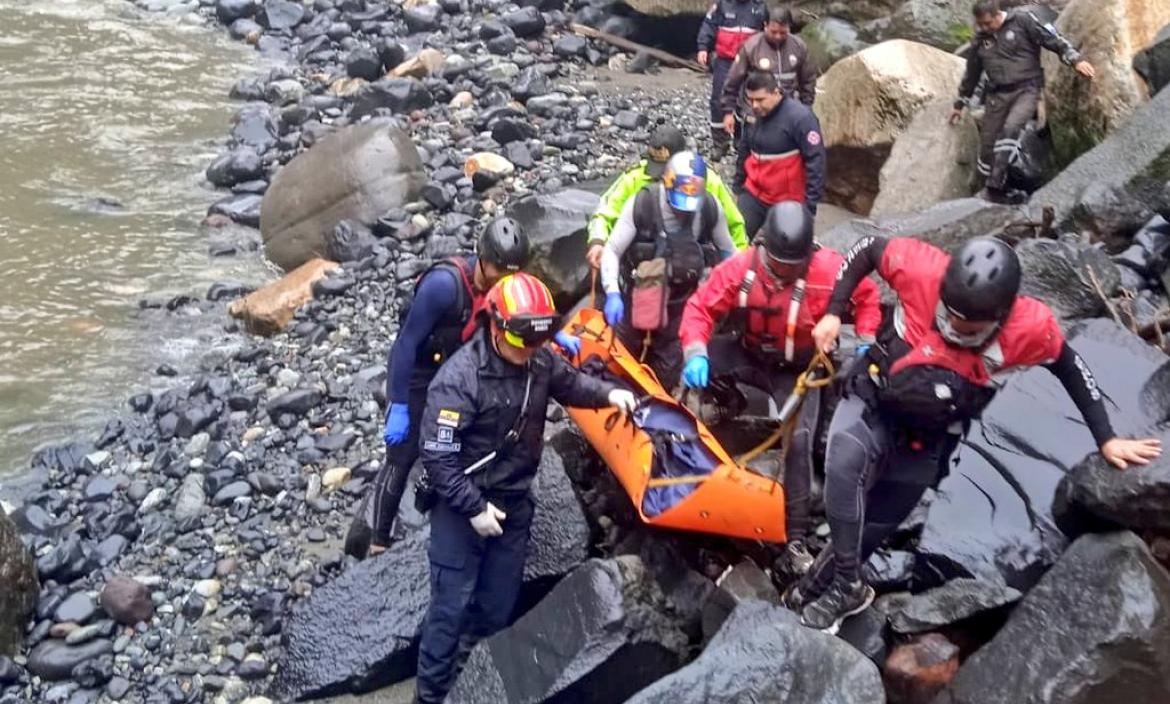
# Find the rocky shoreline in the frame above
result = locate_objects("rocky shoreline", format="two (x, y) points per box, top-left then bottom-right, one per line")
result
(2, 0), (1170, 703)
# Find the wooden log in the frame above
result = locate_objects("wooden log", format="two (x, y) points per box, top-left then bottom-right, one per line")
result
(569, 23), (706, 73)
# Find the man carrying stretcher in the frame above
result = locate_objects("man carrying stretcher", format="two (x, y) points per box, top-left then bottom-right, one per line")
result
(678, 201), (881, 573)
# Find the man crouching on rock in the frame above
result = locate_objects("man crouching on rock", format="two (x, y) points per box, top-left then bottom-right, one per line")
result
(413, 272), (636, 704)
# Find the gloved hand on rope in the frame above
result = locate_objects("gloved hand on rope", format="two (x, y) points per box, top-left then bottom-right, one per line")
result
(683, 356), (709, 389)
(604, 293), (625, 327)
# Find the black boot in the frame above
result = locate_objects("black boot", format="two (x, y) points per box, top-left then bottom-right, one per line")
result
(344, 495), (373, 559)
(799, 576), (875, 635)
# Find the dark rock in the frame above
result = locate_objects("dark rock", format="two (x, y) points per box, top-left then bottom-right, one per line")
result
(346, 47), (382, 81)
(486, 33), (517, 55)
(837, 607), (888, 665)
(26, 640), (113, 681)
(32, 441), (94, 474)
(212, 481), (252, 507)
(1, 511), (38, 656)
(1031, 85), (1170, 234)
(501, 6), (545, 38)
(884, 632), (960, 704)
(231, 104), (278, 153)
(100, 576), (154, 626)
(1134, 23), (1170, 97)
(105, 676), (131, 700)
(82, 476), (117, 502)
(1016, 238), (1121, 320)
(206, 148), (263, 188)
(553, 34), (587, 58)
(379, 40), (406, 71)
(36, 534), (89, 584)
(936, 532), (1170, 704)
(267, 388), (323, 419)
(8, 503), (69, 538)
(490, 117), (536, 145)
(626, 600), (885, 704)
(237, 657), (269, 680)
(916, 318), (1170, 590)
(313, 273), (354, 297)
(818, 198), (1020, 259)
(404, 4), (442, 33)
(259, 0), (305, 29)
(504, 141), (535, 170)
(206, 280), (253, 302)
(230, 17), (263, 39)
(54, 593), (97, 625)
(271, 448), (588, 699)
(876, 579), (1020, 634)
(1057, 423), (1170, 533)
(216, 0), (255, 23)
(450, 559), (688, 703)
(70, 656), (113, 688)
(175, 404), (215, 439)
(128, 392), (153, 413)
(229, 77), (267, 102)
(90, 535), (127, 567)
(350, 78), (434, 120)
(863, 549), (915, 591)
(0, 655), (23, 684)
(505, 188), (597, 307)
(327, 219), (377, 262)
(613, 109), (647, 130)
(209, 194), (264, 228)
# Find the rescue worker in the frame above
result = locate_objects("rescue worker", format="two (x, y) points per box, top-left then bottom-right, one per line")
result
(720, 5), (817, 190)
(791, 235), (1161, 634)
(600, 151), (739, 390)
(949, 0), (1095, 202)
(738, 71), (825, 238)
(678, 201), (881, 574)
(345, 217), (575, 558)
(697, 0), (768, 160)
(586, 126), (747, 269)
(414, 272), (636, 704)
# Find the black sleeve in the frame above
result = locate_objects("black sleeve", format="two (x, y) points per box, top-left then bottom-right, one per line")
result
(798, 111), (826, 212)
(1023, 11), (1082, 65)
(956, 46), (984, 104)
(697, 3), (720, 52)
(546, 351), (615, 408)
(1043, 341), (1115, 449)
(827, 235), (889, 317)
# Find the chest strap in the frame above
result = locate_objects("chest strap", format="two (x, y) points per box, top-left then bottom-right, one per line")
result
(736, 247), (806, 363)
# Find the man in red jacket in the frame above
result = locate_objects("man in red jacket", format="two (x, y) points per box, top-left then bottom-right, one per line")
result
(679, 202), (881, 573)
(794, 235), (1162, 634)
(737, 71), (825, 235)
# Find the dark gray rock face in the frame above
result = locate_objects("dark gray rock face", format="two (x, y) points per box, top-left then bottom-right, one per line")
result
(1057, 423), (1170, 533)
(26, 639), (113, 681)
(1016, 238), (1121, 321)
(1, 510), (39, 656)
(505, 189), (598, 307)
(350, 78), (434, 120)
(1030, 85), (1170, 234)
(625, 600), (885, 704)
(935, 532), (1170, 704)
(271, 448), (590, 700)
(877, 579), (1021, 634)
(917, 318), (1170, 590)
(1134, 23), (1170, 96)
(448, 556), (689, 704)
(818, 198), (1022, 257)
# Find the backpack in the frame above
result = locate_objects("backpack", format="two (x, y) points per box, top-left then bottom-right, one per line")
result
(398, 257), (477, 368)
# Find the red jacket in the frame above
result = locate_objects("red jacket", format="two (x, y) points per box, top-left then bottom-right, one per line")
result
(743, 98), (826, 211)
(680, 246), (881, 364)
(697, 0), (768, 60)
(879, 238), (1064, 384)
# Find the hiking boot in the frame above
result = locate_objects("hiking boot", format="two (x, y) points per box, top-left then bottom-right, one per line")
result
(781, 580), (810, 612)
(344, 495), (373, 560)
(799, 577), (875, 635)
(780, 540), (814, 577)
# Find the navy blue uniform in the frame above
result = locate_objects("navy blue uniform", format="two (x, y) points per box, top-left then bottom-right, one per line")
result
(697, 0), (767, 152)
(356, 258), (481, 550)
(415, 329), (614, 704)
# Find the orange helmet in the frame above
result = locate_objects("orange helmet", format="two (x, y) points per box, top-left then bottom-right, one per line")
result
(485, 273), (560, 348)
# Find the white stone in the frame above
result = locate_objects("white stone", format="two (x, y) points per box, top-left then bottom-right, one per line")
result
(139, 488), (168, 513)
(322, 467), (352, 490)
(184, 432), (210, 457)
(276, 368), (301, 388)
(194, 579), (222, 599)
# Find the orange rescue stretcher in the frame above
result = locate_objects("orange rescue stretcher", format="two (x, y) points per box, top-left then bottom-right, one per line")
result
(560, 307), (788, 544)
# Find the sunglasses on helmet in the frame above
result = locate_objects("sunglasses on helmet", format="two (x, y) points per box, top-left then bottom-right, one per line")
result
(496, 313), (560, 349)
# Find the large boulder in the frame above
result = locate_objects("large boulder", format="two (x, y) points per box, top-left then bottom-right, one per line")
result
(818, 198), (1022, 257)
(228, 258), (339, 336)
(876, 579), (1022, 634)
(448, 556), (689, 703)
(1029, 85), (1170, 239)
(878, 0), (973, 51)
(818, 40), (964, 214)
(1, 510), (38, 657)
(626, 600), (885, 704)
(349, 78), (434, 120)
(871, 99), (979, 217)
(1015, 237), (1121, 320)
(916, 318), (1170, 589)
(505, 189), (598, 309)
(271, 448), (590, 700)
(934, 531), (1170, 704)
(1056, 423), (1170, 533)
(1133, 22), (1170, 96)
(1043, 0), (1170, 167)
(259, 120), (424, 272)
(802, 17), (871, 71)
(619, 0), (708, 16)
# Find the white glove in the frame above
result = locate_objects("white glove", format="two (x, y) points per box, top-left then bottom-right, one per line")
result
(470, 502), (506, 537)
(608, 389), (637, 416)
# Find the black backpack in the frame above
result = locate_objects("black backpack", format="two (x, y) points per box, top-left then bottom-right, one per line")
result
(397, 257), (477, 369)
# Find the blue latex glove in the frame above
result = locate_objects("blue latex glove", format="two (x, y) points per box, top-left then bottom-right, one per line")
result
(604, 293), (625, 327)
(554, 331), (581, 356)
(856, 344), (871, 357)
(383, 403), (410, 445)
(683, 356), (710, 389)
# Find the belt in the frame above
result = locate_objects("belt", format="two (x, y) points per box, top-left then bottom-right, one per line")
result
(750, 149), (799, 162)
(986, 77), (1042, 94)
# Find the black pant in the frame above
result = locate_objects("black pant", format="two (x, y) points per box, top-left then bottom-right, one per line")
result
(616, 298), (687, 391)
(804, 388), (958, 594)
(366, 369), (433, 545)
(736, 190), (770, 241)
(707, 336), (823, 542)
(709, 57), (734, 148)
(979, 86), (1039, 192)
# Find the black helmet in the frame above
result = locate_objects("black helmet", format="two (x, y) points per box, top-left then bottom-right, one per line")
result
(761, 202), (814, 263)
(940, 237), (1021, 321)
(477, 216), (530, 272)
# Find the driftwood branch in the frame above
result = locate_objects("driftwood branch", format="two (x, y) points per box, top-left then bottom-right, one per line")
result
(569, 23), (706, 72)
(1085, 265), (1124, 329)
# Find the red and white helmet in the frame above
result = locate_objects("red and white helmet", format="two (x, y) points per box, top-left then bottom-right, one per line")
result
(485, 272), (559, 348)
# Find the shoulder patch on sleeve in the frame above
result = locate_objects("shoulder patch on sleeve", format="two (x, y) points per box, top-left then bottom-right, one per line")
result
(807, 130), (821, 146)
(437, 409), (461, 427)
